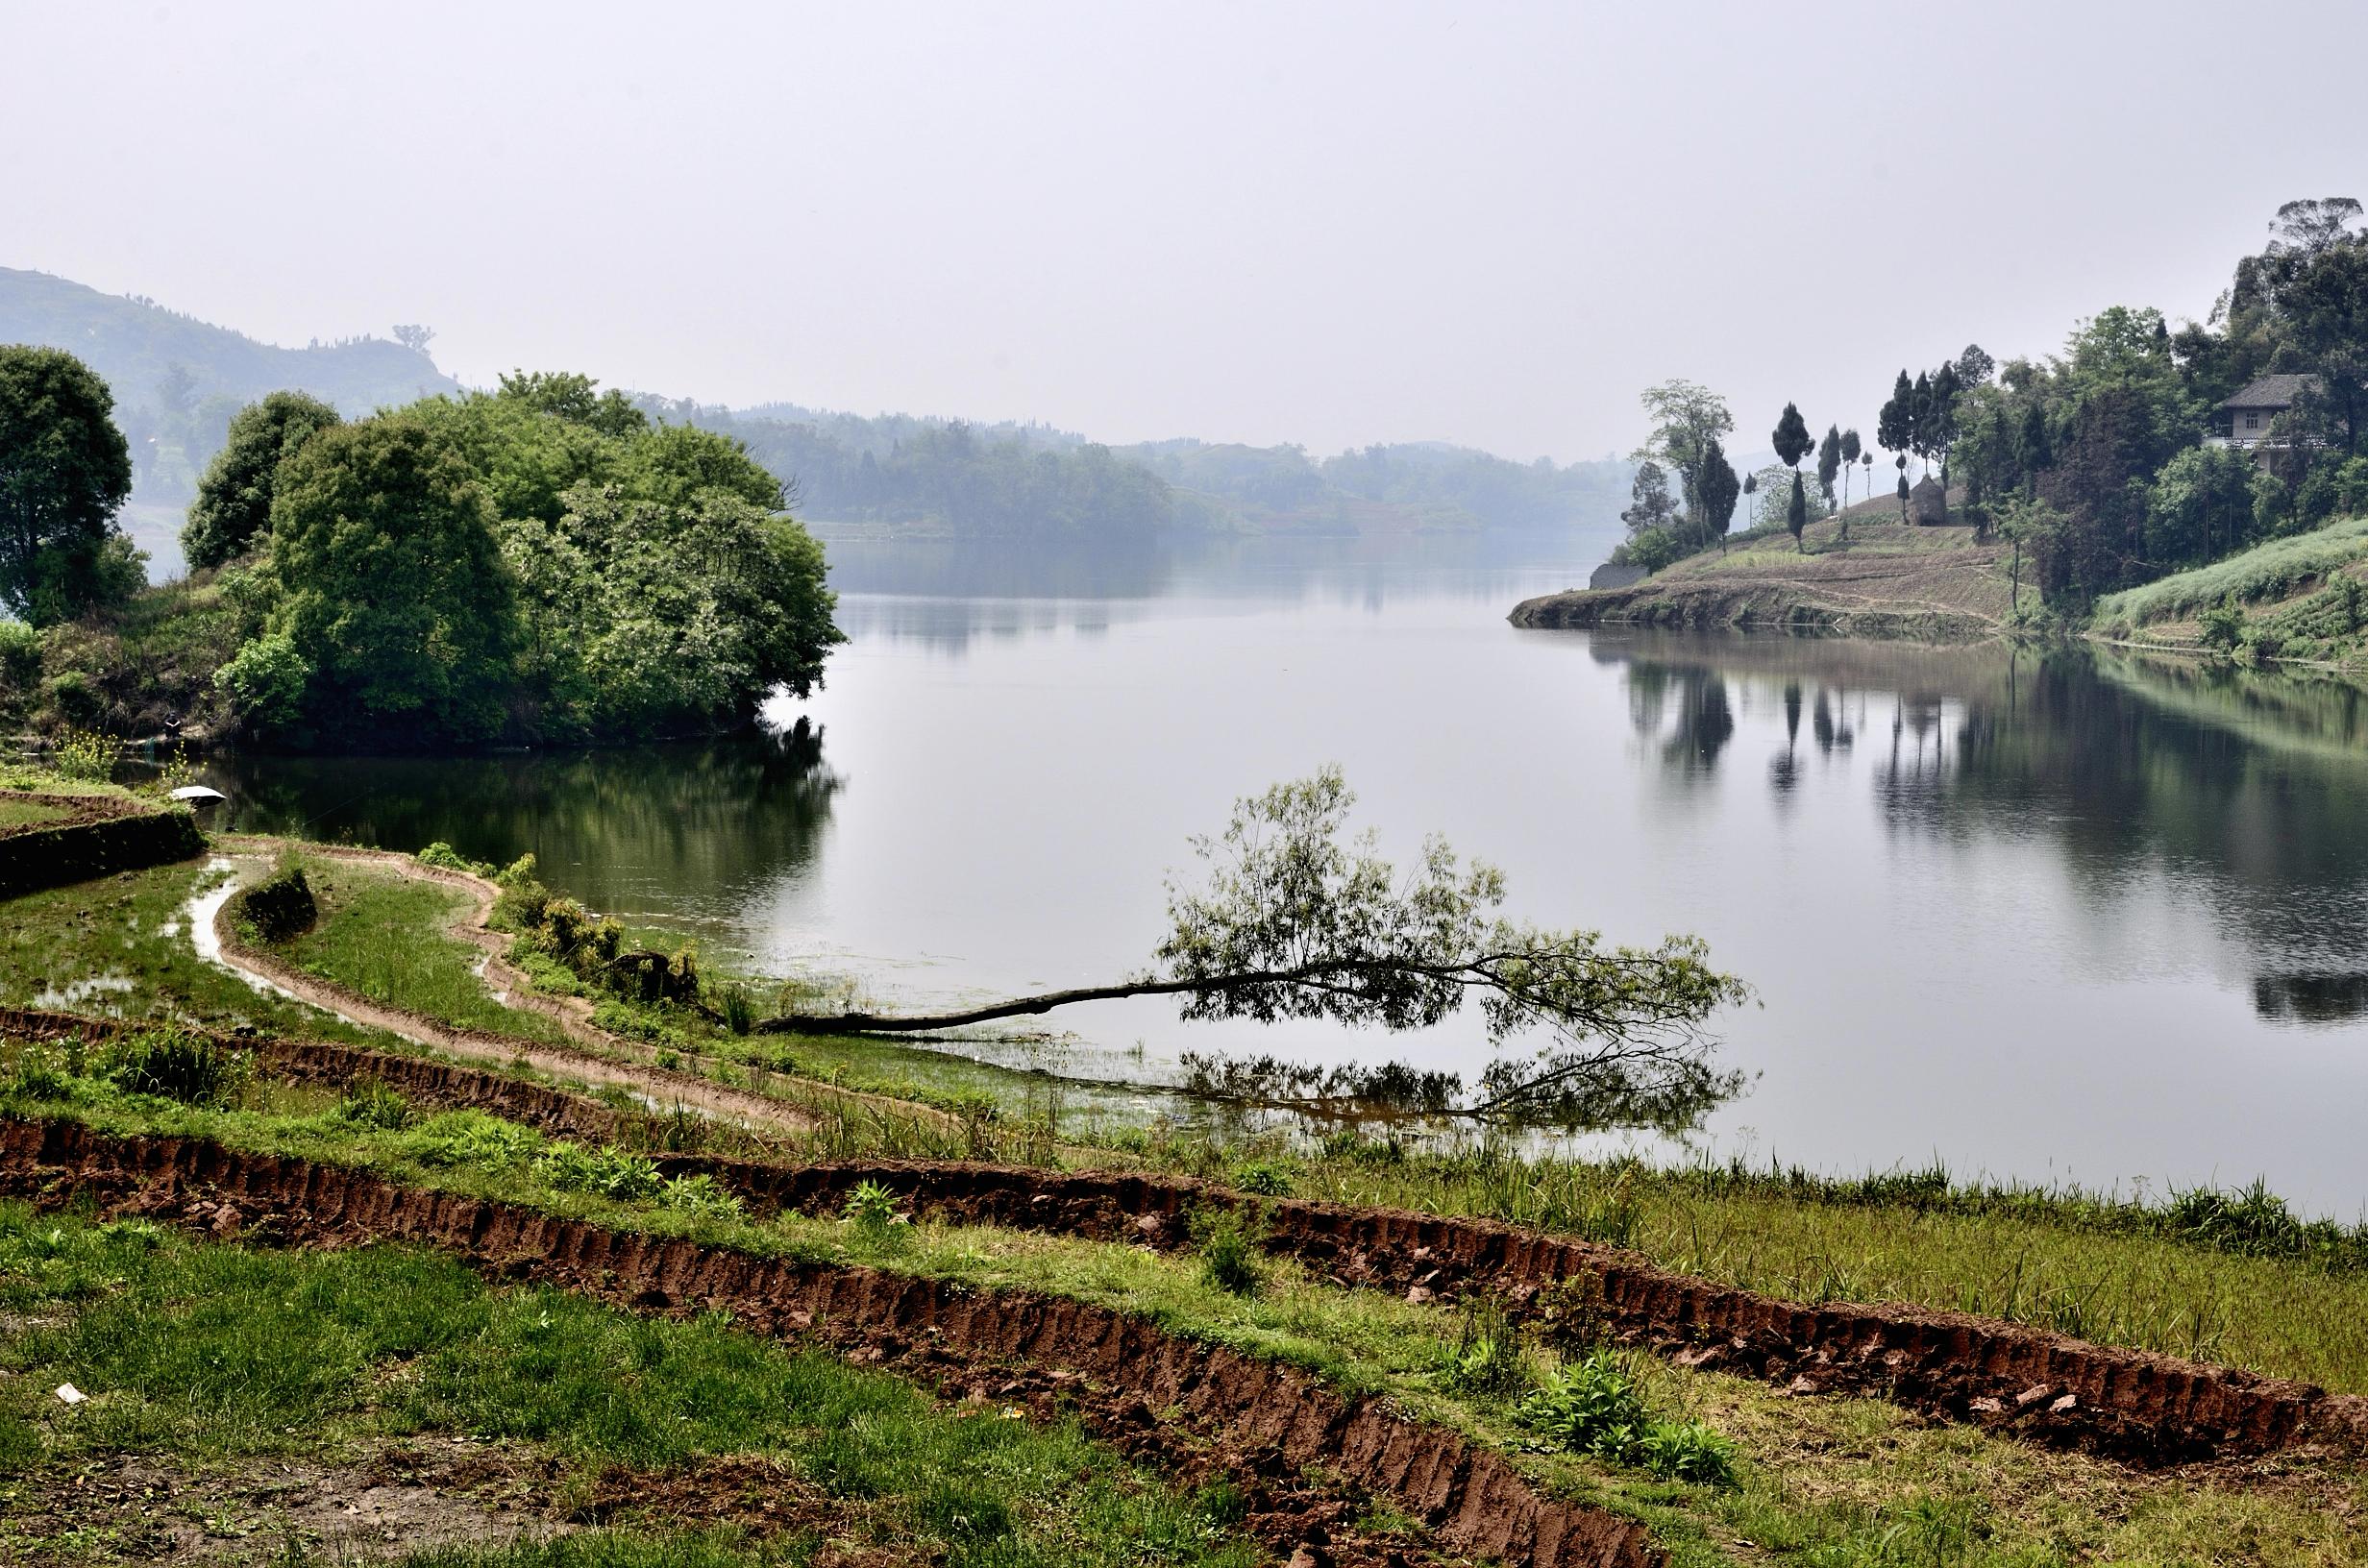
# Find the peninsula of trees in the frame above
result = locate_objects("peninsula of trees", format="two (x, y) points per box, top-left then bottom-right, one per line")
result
(1595, 198), (2368, 614)
(0, 365), (841, 749)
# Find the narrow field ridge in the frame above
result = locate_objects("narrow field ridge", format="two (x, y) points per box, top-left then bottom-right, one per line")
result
(7, 1006), (2361, 1465)
(0, 1115), (1661, 1568)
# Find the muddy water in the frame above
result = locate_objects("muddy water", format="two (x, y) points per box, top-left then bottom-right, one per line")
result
(197, 533), (2368, 1214)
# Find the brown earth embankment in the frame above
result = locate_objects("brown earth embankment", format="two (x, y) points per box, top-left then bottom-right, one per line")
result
(0, 1116), (1659, 1568)
(5, 1006), (2358, 1465)
(0, 793), (206, 897)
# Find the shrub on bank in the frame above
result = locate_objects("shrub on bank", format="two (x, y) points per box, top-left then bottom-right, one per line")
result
(234, 856), (319, 942)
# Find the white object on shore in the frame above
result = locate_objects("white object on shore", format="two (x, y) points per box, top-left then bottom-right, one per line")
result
(53, 1384), (86, 1406)
(168, 786), (228, 803)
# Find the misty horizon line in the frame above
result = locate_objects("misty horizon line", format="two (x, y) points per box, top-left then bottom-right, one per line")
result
(12, 263), (1637, 475)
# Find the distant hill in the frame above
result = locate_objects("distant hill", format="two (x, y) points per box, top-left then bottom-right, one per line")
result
(0, 267), (457, 502)
(3, 267), (1632, 556)
(652, 398), (1632, 541)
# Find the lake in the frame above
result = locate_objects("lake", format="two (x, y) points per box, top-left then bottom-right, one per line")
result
(201, 530), (2368, 1215)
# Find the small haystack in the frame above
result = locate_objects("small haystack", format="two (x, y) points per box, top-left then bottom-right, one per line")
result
(1911, 475), (1948, 527)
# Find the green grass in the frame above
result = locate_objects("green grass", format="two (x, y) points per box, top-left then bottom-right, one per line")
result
(1153, 1139), (2368, 1392)
(4, 1090), (2363, 1568)
(0, 859), (393, 1046)
(0, 762), (139, 802)
(0, 796), (74, 833)
(0, 1207), (1260, 1568)
(2097, 514), (2368, 625)
(13, 855), (2368, 1429)
(274, 864), (571, 1044)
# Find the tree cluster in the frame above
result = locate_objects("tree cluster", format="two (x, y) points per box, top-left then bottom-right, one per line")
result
(189, 372), (843, 747)
(1930, 199), (2368, 604)
(0, 345), (141, 625)
(1612, 381), (1744, 569)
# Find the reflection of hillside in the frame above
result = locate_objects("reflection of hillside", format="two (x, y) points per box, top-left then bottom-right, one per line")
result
(1588, 632), (2368, 1008)
(208, 721), (840, 927)
(820, 530), (1608, 650)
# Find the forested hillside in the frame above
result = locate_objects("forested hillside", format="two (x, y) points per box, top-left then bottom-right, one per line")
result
(654, 397), (1630, 538)
(0, 268), (456, 502)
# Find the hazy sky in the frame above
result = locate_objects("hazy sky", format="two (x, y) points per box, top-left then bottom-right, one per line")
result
(7, 1), (2366, 462)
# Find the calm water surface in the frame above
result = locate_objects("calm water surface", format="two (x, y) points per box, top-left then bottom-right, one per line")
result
(208, 533), (2368, 1214)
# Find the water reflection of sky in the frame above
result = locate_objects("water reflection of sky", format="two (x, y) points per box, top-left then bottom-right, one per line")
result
(211, 536), (2368, 1215)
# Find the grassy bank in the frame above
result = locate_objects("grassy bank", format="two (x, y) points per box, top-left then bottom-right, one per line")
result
(2094, 513), (2368, 665)
(0, 858), (387, 1046)
(0, 1205), (1261, 1568)
(2, 1061), (2363, 1568)
(1513, 506), (2017, 636)
(33, 845), (2368, 1395)
(271, 861), (570, 1045)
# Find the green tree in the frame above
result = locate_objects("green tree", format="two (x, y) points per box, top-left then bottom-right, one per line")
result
(2277, 239), (2368, 453)
(1620, 459), (1683, 536)
(259, 414), (517, 742)
(1786, 472), (1809, 552)
(754, 768), (1751, 1131)
(1993, 495), (2061, 619)
(1635, 380), (1734, 530)
(0, 345), (136, 625)
(1698, 437), (1741, 552)
(2144, 444), (2266, 566)
(182, 390), (342, 571)
(1924, 363), (1963, 479)
(1771, 402), (1813, 473)
(1839, 429), (1862, 506)
(496, 370), (649, 439)
(2017, 399), (2052, 488)
(1816, 425), (1843, 513)
(501, 482), (840, 740)
(1895, 460), (1911, 522)
(1877, 371), (1914, 465)
(1909, 371), (1937, 476)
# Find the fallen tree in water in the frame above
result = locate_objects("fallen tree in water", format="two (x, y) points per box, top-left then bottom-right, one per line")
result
(756, 768), (1751, 1129)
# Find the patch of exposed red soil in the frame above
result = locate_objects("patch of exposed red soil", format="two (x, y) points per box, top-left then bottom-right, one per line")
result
(9, 1004), (2357, 1466)
(7, 1449), (548, 1563)
(0, 1117), (1659, 1568)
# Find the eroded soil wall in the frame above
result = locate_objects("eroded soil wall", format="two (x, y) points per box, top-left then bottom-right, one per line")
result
(0, 1116), (1658, 1568)
(8, 1008), (2358, 1464)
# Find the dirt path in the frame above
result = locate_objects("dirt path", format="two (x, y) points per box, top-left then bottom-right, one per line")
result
(205, 841), (830, 1137)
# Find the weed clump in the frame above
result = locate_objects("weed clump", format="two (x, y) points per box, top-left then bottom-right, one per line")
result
(1233, 1160), (1292, 1196)
(841, 1178), (901, 1232)
(330, 1080), (415, 1131)
(4, 1042), (81, 1101)
(1439, 1295), (1533, 1399)
(45, 728), (114, 783)
(96, 1027), (248, 1107)
(1517, 1349), (1737, 1487)
(1189, 1202), (1267, 1296)
(659, 1172), (746, 1221)
(416, 842), (495, 877)
(532, 1142), (665, 1202)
